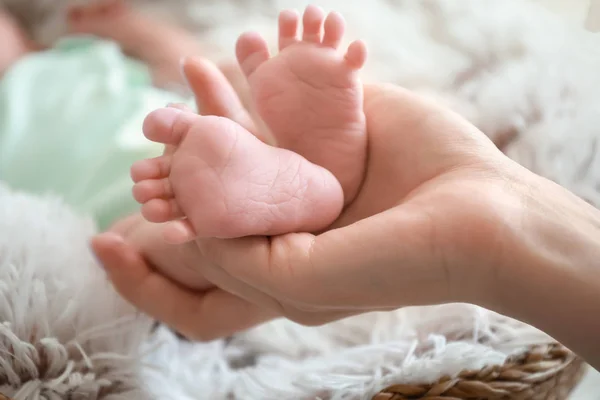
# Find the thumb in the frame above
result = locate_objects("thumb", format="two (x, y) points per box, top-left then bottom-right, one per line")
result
(180, 57), (262, 138)
(197, 206), (450, 311)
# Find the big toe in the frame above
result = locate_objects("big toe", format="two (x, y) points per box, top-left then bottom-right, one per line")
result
(235, 32), (270, 78)
(143, 107), (197, 146)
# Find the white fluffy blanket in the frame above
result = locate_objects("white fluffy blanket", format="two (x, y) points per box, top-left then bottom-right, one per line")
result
(0, 0), (599, 399)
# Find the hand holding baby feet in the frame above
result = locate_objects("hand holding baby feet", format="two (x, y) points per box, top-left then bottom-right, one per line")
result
(131, 107), (343, 244)
(235, 5), (368, 203)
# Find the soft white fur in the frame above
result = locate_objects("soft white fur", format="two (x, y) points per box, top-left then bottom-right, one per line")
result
(0, 183), (152, 399)
(0, 0), (599, 399)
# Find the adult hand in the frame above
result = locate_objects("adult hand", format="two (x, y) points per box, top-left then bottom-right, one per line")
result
(185, 80), (526, 325)
(91, 57), (539, 338)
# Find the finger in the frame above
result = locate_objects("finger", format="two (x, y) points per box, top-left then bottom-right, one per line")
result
(218, 61), (254, 113)
(298, 207), (446, 308)
(197, 206), (447, 310)
(181, 57), (263, 140)
(91, 232), (275, 340)
(195, 235), (362, 326)
(196, 233), (315, 306)
(111, 216), (214, 292)
(194, 238), (288, 313)
(217, 61), (269, 141)
(107, 213), (143, 236)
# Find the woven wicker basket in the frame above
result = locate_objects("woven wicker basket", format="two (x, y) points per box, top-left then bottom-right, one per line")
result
(373, 343), (585, 400)
(0, 343), (586, 400)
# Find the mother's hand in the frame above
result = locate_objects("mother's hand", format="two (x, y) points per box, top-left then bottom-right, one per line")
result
(93, 58), (279, 339)
(92, 57), (524, 339)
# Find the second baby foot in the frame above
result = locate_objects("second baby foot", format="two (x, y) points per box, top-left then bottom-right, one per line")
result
(131, 107), (344, 244)
(235, 5), (368, 203)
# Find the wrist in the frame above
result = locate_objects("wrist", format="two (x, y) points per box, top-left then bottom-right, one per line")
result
(489, 166), (600, 365)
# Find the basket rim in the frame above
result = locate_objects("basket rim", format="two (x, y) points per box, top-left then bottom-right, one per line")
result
(373, 342), (585, 399)
(0, 343), (585, 400)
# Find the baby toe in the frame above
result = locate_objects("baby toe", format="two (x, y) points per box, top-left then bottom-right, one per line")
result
(130, 155), (171, 182)
(322, 11), (345, 49)
(132, 178), (173, 204)
(278, 9), (300, 50)
(344, 39), (368, 70)
(141, 198), (183, 223)
(301, 5), (325, 43)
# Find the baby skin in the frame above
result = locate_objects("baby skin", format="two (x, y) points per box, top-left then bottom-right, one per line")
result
(68, 0), (204, 87)
(131, 6), (368, 244)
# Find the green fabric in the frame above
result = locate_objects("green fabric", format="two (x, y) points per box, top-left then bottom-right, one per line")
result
(0, 36), (193, 230)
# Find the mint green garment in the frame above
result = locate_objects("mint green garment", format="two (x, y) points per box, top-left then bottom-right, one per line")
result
(0, 36), (194, 230)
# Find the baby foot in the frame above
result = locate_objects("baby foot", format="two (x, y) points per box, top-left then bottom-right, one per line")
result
(235, 5), (368, 203)
(131, 107), (344, 244)
(67, 0), (202, 86)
